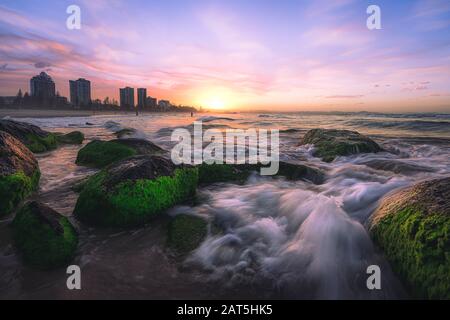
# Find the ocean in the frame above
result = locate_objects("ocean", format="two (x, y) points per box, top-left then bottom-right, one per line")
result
(1, 111), (449, 299)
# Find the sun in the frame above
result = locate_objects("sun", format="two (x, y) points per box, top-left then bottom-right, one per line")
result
(196, 87), (235, 111)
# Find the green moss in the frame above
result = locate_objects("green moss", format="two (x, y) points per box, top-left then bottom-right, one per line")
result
(198, 163), (251, 184)
(0, 170), (40, 217)
(26, 133), (58, 153)
(75, 140), (137, 168)
(314, 140), (377, 162)
(371, 206), (450, 299)
(168, 214), (208, 253)
(56, 131), (84, 145)
(74, 167), (199, 227)
(12, 205), (78, 269)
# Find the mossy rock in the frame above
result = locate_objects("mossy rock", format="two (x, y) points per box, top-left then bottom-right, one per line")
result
(73, 155), (198, 227)
(301, 128), (382, 162)
(0, 131), (40, 217)
(198, 161), (324, 185)
(56, 131), (84, 145)
(168, 214), (208, 253)
(369, 177), (450, 299)
(12, 201), (78, 269)
(75, 138), (165, 168)
(115, 128), (137, 138)
(0, 119), (58, 153)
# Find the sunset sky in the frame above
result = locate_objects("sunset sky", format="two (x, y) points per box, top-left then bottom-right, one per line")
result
(0, 0), (449, 112)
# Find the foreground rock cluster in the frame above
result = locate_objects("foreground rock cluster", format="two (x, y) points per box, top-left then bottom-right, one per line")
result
(1, 121), (449, 300)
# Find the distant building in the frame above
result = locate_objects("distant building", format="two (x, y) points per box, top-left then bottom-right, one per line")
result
(120, 87), (135, 109)
(30, 72), (55, 100)
(137, 88), (147, 109)
(158, 99), (171, 110)
(69, 78), (91, 106)
(145, 96), (157, 110)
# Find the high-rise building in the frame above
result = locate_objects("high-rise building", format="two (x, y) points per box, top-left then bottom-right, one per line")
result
(30, 72), (55, 100)
(69, 78), (91, 106)
(120, 87), (135, 109)
(146, 96), (157, 110)
(158, 99), (171, 110)
(137, 88), (147, 109)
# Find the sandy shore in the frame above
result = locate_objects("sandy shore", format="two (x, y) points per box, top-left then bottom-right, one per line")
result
(0, 108), (121, 118)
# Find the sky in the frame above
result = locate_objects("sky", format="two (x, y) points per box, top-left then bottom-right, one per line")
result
(0, 0), (449, 112)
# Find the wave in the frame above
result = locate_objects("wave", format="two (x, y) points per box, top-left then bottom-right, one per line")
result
(345, 119), (450, 132)
(197, 116), (236, 122)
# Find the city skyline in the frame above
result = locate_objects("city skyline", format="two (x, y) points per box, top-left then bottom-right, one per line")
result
(0, 0), (450, 112)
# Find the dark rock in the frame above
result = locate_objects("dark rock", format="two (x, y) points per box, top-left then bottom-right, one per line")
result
(12, 201), (78, 269)
(167, 214), (208, 253)
(300, 128), (382, 162)
(0, 131), (40, 217)
(198, 161), (324, 185)
(55, 131), (84, 145)
(75, 138), (165, 168)
(369, 177), (450, 299)
(360, 159), (435, 174)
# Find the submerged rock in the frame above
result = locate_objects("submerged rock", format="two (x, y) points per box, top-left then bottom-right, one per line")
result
(0, 131), (40, 217)
(369, 177), (450, 299)
(168, 214), (208, 253)
(114, 128), (137, 138)
(75, 138), (165, 168)
(0, 119), (85, 152)
(301, 128), (382, 162)
(360, 159), (435, 174)
(73, 155), (198, 227)
(12, 201), (78, 269)
(55, 131), (84, 145)
(198, 161), (324, 185)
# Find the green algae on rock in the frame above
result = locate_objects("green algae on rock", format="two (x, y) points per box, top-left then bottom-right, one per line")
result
(0, 131), (40, 217)
(75, 138), (165, 168)
(55, 131), (84, 145)
(369, 177), (450, 299)
(301, 128), (382, 162)
(168, 214), (208, 253)
(74, 155), (198, 227)
(0, 119), (83, 153)
(198, 161), (324, 185)
(12, 201), (78, 269)
(0, 119), (58, 153)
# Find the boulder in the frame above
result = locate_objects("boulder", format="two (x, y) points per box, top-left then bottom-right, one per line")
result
(369, 177), (450, 299)
(198, 161), (324, 185)
(0, 119), (83, 152)
(12, 201), (78, 269)
(73, 155), (198, 227)
(55, 131), (84, 145)
(75, 138), (165, 168)
(0, 119), (58, 153)
(360, 159), (435, 174)
(300, 128), (382, 162)
(114, 128), (137, 138)
(0, 131), (40, 217)
(168, 214), (208, 253)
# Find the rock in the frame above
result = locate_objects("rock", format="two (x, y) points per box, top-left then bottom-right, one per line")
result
(0, 119), (58, 153)
(360, 159), (435, 174)
(167, 214), (208, 253)
(369, 177), (450, 299)
(0, 119), (82, 152)
(0, 131), (40, 217)
(75, 138), (165, 168)
(12, 201), (78, 269)
(115, 128), (137, 138)
(198, 161), (324, 185)
(300, 128), (382, 162)
(55, 131), (84, 145)
(73, 155), (198, 227)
